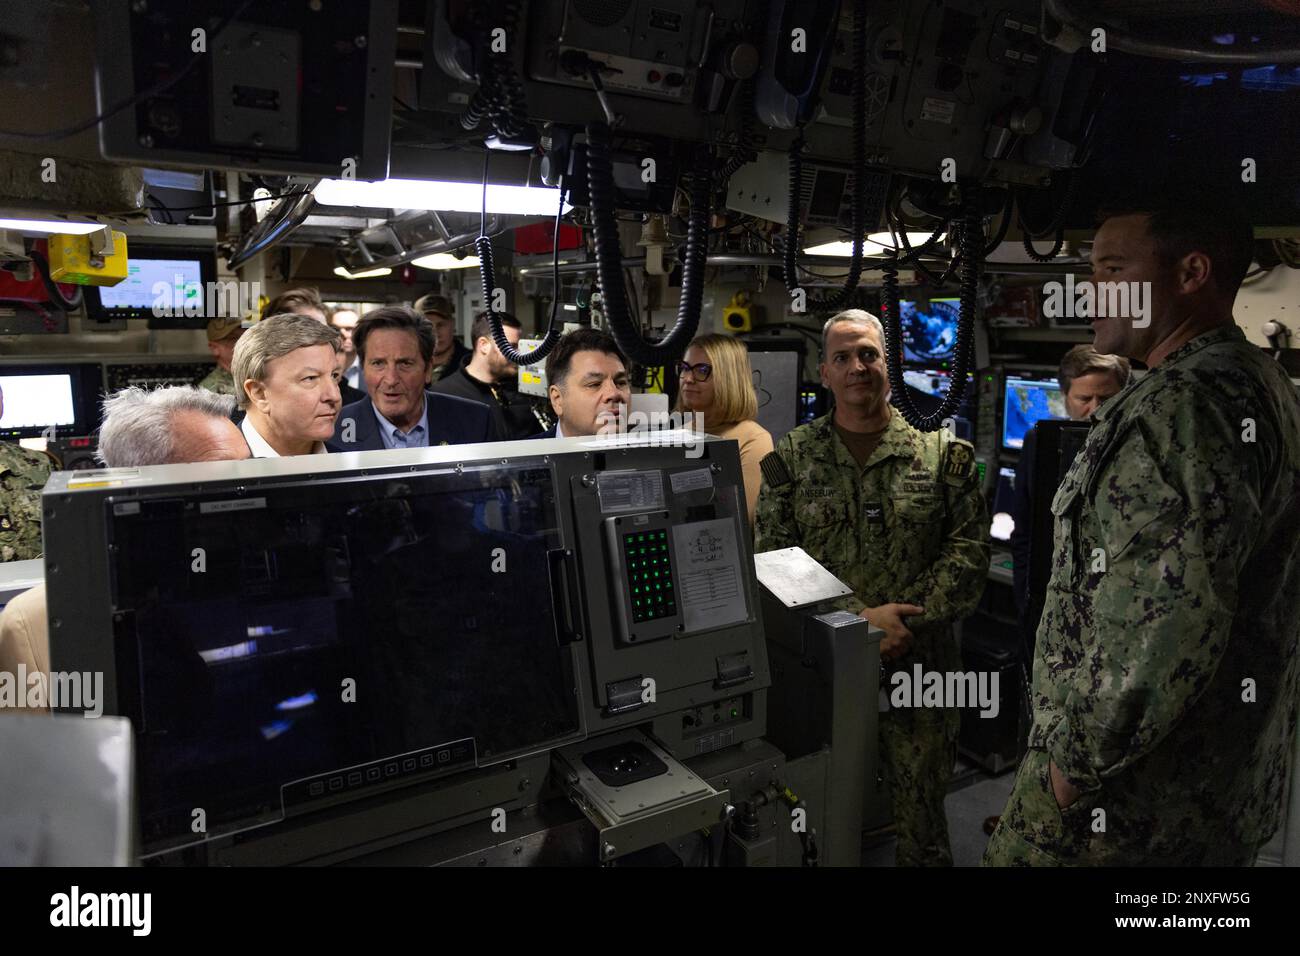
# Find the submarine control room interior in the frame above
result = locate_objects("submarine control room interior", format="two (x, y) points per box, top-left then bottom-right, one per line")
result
(1, 0), (1299, 874)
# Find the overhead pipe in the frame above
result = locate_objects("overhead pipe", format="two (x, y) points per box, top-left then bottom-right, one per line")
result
(518, 252), (1093, 277)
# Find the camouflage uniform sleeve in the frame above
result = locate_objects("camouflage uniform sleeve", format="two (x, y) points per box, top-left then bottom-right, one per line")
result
(902, 439), (990, 627)
(753, 434), (798, 554)
(0, 448), (51, 562)
(1045, 386), (1263, 791)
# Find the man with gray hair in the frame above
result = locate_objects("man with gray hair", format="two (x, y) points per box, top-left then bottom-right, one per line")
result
(98, 386), (252, 467)
(233, 312), (344, 457)
(1, 385), (251, 713)
(755, 308), (990, 866)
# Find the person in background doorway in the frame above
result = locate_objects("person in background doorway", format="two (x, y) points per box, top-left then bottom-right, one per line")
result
(431, 310), (547, 440)
(413, 293), (471, 385)
(331, 307), (362, 392)
(197, 316), (247, 396)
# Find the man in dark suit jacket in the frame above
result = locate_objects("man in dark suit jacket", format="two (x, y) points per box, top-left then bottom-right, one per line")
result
(328, 389), (493, 451)
(325, 305), (495, 452)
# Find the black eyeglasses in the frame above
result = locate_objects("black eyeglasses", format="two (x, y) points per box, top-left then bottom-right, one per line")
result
(674, 361), (713, 381)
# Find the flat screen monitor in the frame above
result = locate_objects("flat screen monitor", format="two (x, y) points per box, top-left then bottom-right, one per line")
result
(902, 367), (954, 398)
(105, 462), (579, 856)
(0, 373), (74, 430)
(896, 366), (976, 441)
(85, 244), (218, 329)
(900, 298), (961, 363)
(1002, 373), (1068, 451)
(799, 387), (826, 424)
(0, 363), (104, 439)
(990, 465), (1017, 542)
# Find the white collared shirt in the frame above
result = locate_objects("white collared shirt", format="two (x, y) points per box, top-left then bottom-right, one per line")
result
(241, 415), (326, 458)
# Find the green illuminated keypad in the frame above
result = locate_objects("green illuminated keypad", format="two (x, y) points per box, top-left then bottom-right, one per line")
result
(623, 530), (676, 623)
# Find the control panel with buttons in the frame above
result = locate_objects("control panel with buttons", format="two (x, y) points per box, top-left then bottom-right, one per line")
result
(283, 738), (476, 808)
(606, 511), (685, 645)
(681, 695), (751, 755)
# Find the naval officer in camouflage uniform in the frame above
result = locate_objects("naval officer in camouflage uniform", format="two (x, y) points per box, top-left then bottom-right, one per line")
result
(985, 198), (1300, 866)
(755, 310), (990, 866)
(0, 384), (53, 562)
(197, 316), (246, 396)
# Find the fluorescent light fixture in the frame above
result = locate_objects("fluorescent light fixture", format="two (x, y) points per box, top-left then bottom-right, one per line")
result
(804, 232), (944, 256)
(802, 240), (886, 257)
(412, 252), (481, 271)
(313, 178), (572, 216)
(0, 217), (104, 235)
(868, 231), (945, 249)
(333, 265), (392, 279)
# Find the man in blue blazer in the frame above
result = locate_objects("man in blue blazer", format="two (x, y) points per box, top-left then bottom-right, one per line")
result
(326, 305), (496, 452)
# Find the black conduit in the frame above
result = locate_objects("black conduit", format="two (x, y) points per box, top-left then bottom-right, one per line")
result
(476, 152), (565, 365)
(584, 121), (710, 365)
(883, 190), (983, 432)
(783, 0), (869, 311)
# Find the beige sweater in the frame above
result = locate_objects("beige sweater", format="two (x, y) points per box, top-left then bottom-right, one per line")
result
(710, 419), (775, 525)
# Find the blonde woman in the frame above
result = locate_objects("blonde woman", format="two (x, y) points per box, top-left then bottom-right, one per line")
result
(675, 333), (774, 523)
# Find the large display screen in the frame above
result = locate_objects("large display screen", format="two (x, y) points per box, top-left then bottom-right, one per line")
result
(96, 257), (204, 311)
(0, 373), (76, 430)
(1002, 374), (1068, 450)
(900, 298), (961, 363)
(107, 463), (577, 855)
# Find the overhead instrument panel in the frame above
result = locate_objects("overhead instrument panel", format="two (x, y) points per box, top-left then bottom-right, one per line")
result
(93, 0), (396, 178)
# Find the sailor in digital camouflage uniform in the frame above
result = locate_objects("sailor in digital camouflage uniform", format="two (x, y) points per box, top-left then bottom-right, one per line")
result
(0, 384), (53, 562)
(197, 316), (246, 396)
(984, 199), (1300, 866)
(755, 310), (990, 866)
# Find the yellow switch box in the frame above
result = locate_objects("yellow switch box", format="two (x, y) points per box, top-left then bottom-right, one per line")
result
(47, 230), (129, 286)
(723, 290), (753, 332)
